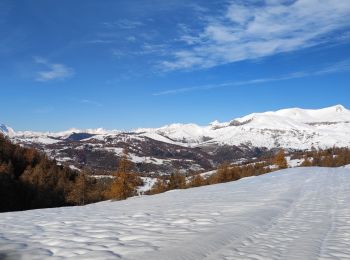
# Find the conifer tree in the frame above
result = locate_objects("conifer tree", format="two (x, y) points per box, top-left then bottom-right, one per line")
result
(67, 172), (88, 206)
(168, 170), (186, 190)
(274, 149), (288, 169)
(188, 174), (205, 188)
(215, 162), (231, 183)
(107, 149), (140, 200)
(301, 156), (313, 167)
(149, 178), (168, 194)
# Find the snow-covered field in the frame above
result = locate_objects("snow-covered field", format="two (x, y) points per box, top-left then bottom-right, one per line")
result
(1, 167), (350, 259)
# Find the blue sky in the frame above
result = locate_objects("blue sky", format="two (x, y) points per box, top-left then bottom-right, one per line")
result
(1, 0), (350, 131)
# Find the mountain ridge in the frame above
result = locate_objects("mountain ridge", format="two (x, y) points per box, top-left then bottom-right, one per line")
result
(2, 104), (350, 174)
(3, 104), (349, 137)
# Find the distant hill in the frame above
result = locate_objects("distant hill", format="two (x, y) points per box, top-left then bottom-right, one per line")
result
(2, 105), (350, 174)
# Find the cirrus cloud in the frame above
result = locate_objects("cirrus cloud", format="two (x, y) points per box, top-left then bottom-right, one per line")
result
(34, 57), (74, 82)
(162, 0), (350, 70)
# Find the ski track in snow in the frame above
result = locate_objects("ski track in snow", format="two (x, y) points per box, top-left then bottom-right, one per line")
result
(1, 167), (350, 259)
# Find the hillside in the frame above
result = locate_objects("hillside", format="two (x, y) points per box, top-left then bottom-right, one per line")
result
(1, 166), (350, 259)
(1, 105), (350, 174)
(0, 134), (112, 212)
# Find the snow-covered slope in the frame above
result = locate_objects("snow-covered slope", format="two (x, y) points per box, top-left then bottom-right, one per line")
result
(1, 105), (350, 173)
(0, 124), (15, 137)
(137, 104), (350, 149)
(1, 167), (350, 259)
(3, 104), (350, 149)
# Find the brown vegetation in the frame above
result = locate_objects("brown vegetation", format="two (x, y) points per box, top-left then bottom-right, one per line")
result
(106, 151), (143, 200)
(274, 149), (288, 169)
(300, 148), (350, 167)
(0, 134), (112, 212)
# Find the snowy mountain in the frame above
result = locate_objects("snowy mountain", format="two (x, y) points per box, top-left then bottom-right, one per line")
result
(2, 105), (350, 173)
(0, 124), (15, 137)
(1, 166), (350, 259)
(137, 104), (350, 149)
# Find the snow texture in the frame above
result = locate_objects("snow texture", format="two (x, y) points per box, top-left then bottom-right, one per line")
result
(1, 167), (350, 259)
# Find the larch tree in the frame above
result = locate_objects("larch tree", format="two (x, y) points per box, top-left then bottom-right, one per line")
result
(108, 149), (141, 200)
(149, 178), (168, 194)
(168, 170), (186, 190)
(188, 174), (205, 188)
(274, 149), (288, 169)
(67, 171), (88, 206)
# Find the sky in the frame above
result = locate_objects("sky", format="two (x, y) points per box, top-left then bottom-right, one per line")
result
(1, 0), (350, 131)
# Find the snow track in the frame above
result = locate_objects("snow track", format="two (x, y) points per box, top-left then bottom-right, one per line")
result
(1, 167), (350, 259)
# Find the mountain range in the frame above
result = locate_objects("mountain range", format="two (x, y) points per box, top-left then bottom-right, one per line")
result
(1, 104), (350, 175)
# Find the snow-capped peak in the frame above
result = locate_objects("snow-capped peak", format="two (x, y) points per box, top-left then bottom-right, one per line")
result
(0, 124), (15, 137)
(209, 120), (229, 129)
(233, 104), (350, 126)
(3, 104), (350, 149)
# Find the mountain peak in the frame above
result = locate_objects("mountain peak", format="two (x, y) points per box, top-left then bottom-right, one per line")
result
(0, 124), (15, 137)
(333, 104), (345, 112)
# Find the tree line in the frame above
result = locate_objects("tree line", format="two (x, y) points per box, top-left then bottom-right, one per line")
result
(299, 147), (350, 167)
(0, 134), (142, 212)
(148, 161), (273, 195)
(148, 148), (350, 195)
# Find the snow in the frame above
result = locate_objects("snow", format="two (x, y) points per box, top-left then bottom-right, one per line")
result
(28, 137), (61, 145)
(16, 128), (120, 139)
(57, 157), (73, 162)
(235, 104), (350, 125)
(137, 132), (184, 146)
(286, 156), (304, 167)
(0, 124), (15, 137)
(90, 175), (115, 179)
(3, 104), (350, 150)
(136, 123), (211, 145)
(200, 169), (216, 178)
(68, 165), (81, 171)
(138, 177), (158, 194)
(1, 167), (350, 259)
(128, 154), (166, 165)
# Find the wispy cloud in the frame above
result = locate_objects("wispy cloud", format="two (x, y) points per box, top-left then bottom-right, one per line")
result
(163, 0), (350, 70)
(102, 20), (144, 30)
(35, 57), (74, 82)
(84, 39), (113, 44)
(33, 106), (54, 114)
(80, 99), (103, 107)
(153, 59), (350, 96)
(112, 43), (170, 58)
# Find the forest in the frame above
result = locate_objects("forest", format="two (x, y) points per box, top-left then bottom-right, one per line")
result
(0, 134), (142, 212)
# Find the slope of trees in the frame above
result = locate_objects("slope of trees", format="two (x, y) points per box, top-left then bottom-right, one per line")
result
(300, 148), (350, 167)
(148, 162), (271, 195)
(0, 134), (108, 212)
(148, 147), (350, 196)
